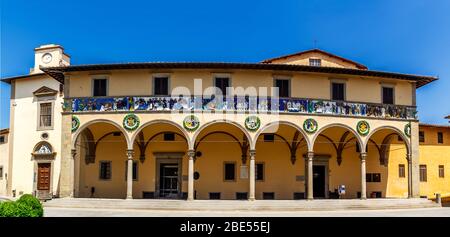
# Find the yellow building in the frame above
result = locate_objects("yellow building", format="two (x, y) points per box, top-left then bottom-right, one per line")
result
(1, 44), (448, 201)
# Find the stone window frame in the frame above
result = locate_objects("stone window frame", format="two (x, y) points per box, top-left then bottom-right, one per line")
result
(329, 78), (348, 101)
(91, 76), (109, 97)
(99, 160), (112, 181)
(223, 161), (236, 182)
(213, 73), (232, 97)
(380, 82), (396, 105)
(0, 135), (6, 144)
(398, 164), (406, 178)
(273, 75), (292, 98)
(152, 73), (171, 96)
(439, 165), (445, 178)
(36, 100), (54, 131)
(437, 132), (444, 144)
(419, 131), (425, 143)
(419, 164), (427, 182)
(0, 165), (3, 179)
(309, 58), (322, 67)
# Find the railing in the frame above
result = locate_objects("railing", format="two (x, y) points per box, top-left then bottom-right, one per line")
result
(63, 96), (417, 120)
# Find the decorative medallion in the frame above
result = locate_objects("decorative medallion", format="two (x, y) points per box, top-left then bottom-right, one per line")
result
(404, 123), (411, 138)
(123, 114), (140, 131)
(356, 120), (370, 136)
(244, 116), (261, 132)
(183, 115), (200, 132)
(303, 118), (318, 134)
(71, 116), (80, 133)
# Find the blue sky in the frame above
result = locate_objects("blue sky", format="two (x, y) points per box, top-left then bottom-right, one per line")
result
(1, 0), (449, 129)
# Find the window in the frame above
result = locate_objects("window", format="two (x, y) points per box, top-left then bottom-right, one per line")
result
(438, 132), (444, 144)
(224, 162), (236, 181)
(439, 165), (445, 178)
(154, 77), (169, 95)
(99, 161), (112, 180)
(0, 166), (3, 179)
(275, 79), (290, 97)
(399, 164), (406, 178)
(382, 87), (394, 104)
(0, 135), (5, 144)
(331, 82), (345, 101)
(93, 79), (107, 96)
(163, 133), (175, 141)
(256, 163), (264, 181)
(419, 165), (427, 182)
(214, 77), (230, 96)
(419, 131), (425, 143)
(125, 161), (138, 181)
(38, 102), (52, 129)
(263, 134), (274, 142)
(309, 58), (321, 66)
(366, 173), (381, 182)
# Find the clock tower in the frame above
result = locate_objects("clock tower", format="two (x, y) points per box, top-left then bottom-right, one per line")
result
(32, 44), (70, 74)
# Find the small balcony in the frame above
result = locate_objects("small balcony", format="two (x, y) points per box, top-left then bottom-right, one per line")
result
(63, 96), (417, 120)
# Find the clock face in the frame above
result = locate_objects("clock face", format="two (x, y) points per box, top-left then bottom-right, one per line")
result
(42, 53), (52, 64)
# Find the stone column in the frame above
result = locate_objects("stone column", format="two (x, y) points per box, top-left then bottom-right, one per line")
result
(70, 149), (77, 198)
(410, 121), (420, 198)
(59, 114), (73, 197)
(407, 153), (413, 198)
(249, 150), (256, 201)
(360, 152), (367, 199)
(126, 149), (134, 200)
(306, 151), (314, 200)
(187, 150), (195, 201)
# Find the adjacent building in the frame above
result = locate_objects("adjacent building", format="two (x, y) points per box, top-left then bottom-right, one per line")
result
(0, 44), (448, 201)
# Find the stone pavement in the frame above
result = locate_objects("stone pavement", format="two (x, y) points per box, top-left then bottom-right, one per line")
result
(44, 206), (450, 217)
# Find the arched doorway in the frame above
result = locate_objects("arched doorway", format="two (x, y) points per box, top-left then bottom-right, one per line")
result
(32, 141), (56, 200)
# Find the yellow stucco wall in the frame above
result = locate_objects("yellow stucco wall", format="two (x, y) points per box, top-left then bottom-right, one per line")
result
(68, 69), (414, 106)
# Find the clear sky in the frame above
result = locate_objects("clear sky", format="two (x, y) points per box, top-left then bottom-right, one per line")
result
(1, 0), (449, 129)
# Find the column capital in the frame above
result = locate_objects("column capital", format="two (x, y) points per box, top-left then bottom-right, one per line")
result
(306, 151), (314, 160)
(249, 150), (256, 158)
(187, 150), (196, 159)
(359, 152), (367, 161)
(126, 149), (134, 160)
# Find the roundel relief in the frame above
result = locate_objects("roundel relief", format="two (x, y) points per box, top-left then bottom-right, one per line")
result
(303, 118), (318, 134)
(123, 114), (140, 131)
(71, 116), (80, 133)
(183, 115), (200, 132)
(244, 116), (261, 132)
(357, 120), (370, 136)
(404, 123), (411, 138)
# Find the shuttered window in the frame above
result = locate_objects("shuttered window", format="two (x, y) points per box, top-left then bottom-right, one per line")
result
(39, 103), (52, 128)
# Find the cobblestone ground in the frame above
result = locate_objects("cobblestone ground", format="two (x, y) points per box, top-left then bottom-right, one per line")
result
(45, 207), (450, 217)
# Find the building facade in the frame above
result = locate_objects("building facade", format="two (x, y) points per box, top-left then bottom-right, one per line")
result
(1, 44), (448, 201)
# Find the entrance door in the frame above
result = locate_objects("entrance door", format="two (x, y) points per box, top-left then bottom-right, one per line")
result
(159, 164), (179, 198)
(37, 163), (51, 190)
(313, 165), (325, 198)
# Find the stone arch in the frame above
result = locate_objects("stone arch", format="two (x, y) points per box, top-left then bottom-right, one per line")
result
(365, 125), (411, 156)
(71, 119), (131, 150)
(130, 119), (192, 150)
(191, 119), (252, 150)
(311, 123), (364, 153)
(251, 120), (311, 151)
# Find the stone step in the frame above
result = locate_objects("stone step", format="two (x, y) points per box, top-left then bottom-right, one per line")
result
(43, 198), (440, 211)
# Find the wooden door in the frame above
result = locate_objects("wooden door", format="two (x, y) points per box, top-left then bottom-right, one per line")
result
(37, 163), (51, 190)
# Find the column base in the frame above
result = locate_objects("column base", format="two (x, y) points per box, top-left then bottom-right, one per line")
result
(126, 196), (133, 200)
(360, 197), (367, 200)
(307, 198), (314, 201)
(187, 197), (194, 201)
(248, 197), (255, 201)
